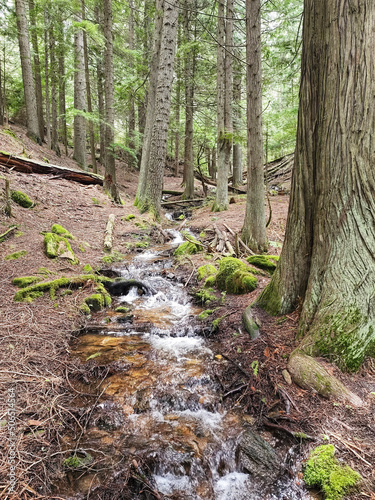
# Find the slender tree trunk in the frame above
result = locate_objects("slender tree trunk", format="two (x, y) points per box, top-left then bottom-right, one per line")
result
(15, 0), (40, 143)
(232, 56), (243, 186)
(213, 0), (227, 211)
(128, 0), (136, 166)
(138, 0), (179, 217)
(211, 146), (217, 180)
(44, 9), (51, 149)
(28, 0), (44, 141)
(103, 0), (120, 202)
(258, 0), (375, 372)
(241, 0), (267, 251)
(57, 12), (67, 156)
(82, 0), (97, 172)
(183, 0), (194, 199)
(50, 22), (60, 156)
(73, 10), (87, 169)
(97, 56), (105, 166)
(174, 24), (181, 177)
(135, 0), (164, 205)
(0, 52), (3, 126)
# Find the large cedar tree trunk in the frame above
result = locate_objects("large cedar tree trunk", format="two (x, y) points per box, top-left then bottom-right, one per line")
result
(258, 0), (375, 371)
(241, 0), (267, 252)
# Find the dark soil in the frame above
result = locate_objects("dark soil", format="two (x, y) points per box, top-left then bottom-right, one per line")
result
(0, 124), (374, 499)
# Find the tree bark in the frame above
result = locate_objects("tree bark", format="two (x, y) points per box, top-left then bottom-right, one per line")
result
(57, 10), (68, 156)
(73, 10), (87, 169)
(15, 0), (40, 143)
(138, 0), (179, 217)
(232, 55), (243, 186)
(212, 0), (227, 211)
(28, 0), (44, 141)
(136, 0), (164, 205)
(49, 20), (60, 156)
(82, 0), (97, 173)
(103, 0), (120, 202)
(258, 0), (375, 372)
(44, 8), (51, 149)
(183, 0), (195, 199)
(241, 0), (267, 252)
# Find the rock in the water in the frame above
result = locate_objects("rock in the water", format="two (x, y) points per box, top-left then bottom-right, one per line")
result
(237, 429), (280, 483)
(242, 306), (260, 340)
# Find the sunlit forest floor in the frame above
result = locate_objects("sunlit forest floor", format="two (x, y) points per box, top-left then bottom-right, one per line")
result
(0, 124), (374, 499)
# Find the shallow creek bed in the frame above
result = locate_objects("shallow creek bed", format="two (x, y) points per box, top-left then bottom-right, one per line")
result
(58, 237), (313, 500)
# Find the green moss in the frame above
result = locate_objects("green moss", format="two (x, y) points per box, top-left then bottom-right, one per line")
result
(198, 309), (215, 320)
(13, 274), (112, 302)
(216, 257), (258, 294)
(37, 267), (56, 276)
(125, 214), (136, 221)
(2, 128), (17, 139)
(174, 239), (202, 256)
(101, 250), (125, 264)
(246, 255), (279, 273)
(11, 190), (33, 208)
(212, 316), (224, 331)
(115, 306), (131, 313)
(204, 275), (217, 287)
(44, 233), (78, 263)
(80, 302), (91, 315)
(51, 224), (74, 239)
(84, 293), (105, 312)
(92, 197), (100, 205)
(195, 289), (216, 304)
(12, 276), (42, 288)
(303, 444), (361, 500)
(4, 250), (27, 260)
(83, 264), (93, 273)
(256, 275), (282, 316)
(197, 264), (217, 281)
(135, 241), (149, 248)
(63, 452), (93, 469)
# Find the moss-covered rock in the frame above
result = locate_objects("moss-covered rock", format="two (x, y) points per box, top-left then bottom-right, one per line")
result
(83, 264), (93, 273)
(216, 257), (258, 294)
(303, 444), (361, 500)
(246, 255), (279, 273)
(4, 250), (27, 260)
(115, 306), (131, 313)
(44, 232), (78, 263)
(197, 264), (217, 281)
(204, 275), (217, 287)
(174, 239), (202, 256)
(12, 276), (42, 288)
(51, 224), (74, 239)
(11, 190), (33, 208)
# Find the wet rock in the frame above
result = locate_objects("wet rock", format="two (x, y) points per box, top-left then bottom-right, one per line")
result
(104, 278), (157, 296)
(237, 429), (281, 483)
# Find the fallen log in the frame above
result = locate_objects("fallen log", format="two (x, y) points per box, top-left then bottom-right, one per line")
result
(194, 171), (247, 194)
(161, 198), (204, 206)
(0, 225), (18, 243)
(0, 152), (103, 185)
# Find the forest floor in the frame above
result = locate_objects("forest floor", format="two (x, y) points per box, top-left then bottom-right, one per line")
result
(0, 123), (374, 500)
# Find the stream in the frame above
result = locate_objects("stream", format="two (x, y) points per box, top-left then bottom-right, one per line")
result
(63, 231), (313, 499)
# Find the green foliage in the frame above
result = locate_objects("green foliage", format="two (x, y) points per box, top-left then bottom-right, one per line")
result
(83, 264), (93, 273)
(12, 276), (42, 288)
(4, 250), (27, 260)
(115, 306), (131, 313)
(303, 445), (361, 500)
(63, 452), (93, 469)
(198, 309), (215, 320)
(195, 289), (216, 305)
(125, 214), (136, 221)
(216, 257), (258, 294)
(44, 232), (78, 264)
(11, 190), (33, 208)
(251, 360), (259, 377)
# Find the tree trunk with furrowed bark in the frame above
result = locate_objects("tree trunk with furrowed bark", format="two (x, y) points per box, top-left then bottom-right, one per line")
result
(257, 0), (375, 372)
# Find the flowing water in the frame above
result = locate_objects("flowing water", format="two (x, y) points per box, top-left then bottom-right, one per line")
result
(65, 232), (313, 499)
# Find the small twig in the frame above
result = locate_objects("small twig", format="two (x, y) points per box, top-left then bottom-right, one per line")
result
(223, 383), (248, 398)
(328, 432), (372, 466)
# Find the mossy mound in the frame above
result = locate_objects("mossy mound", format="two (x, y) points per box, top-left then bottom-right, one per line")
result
(216, 257), (258, 294)
(204, 275), (217, 288)
(115, 306), (131, 313)
(246, 255), (279, 273)
(4, 250), (27, 260)
(12, 276), (42, 288)
(11, 190), (33, 208)
(174, 239), (202, 256)
(303, 444), (361, 500)
(197, 264), (217, 281)
(51, 224), (74, 239)
(44, 232), (78, 264)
